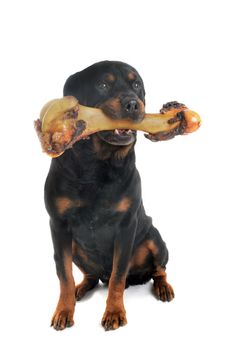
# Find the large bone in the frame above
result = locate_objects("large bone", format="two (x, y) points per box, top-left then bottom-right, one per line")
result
(34, 96), (201, 157)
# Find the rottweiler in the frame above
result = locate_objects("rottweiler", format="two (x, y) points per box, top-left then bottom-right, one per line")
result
(45, 61), (174, 331)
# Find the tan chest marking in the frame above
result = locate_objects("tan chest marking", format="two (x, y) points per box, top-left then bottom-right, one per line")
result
(56, 197), (83, 215)
(115, 197), (131, 212)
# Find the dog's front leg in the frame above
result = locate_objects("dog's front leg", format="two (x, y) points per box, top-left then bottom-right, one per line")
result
(50, 219), (76, 330)
(102, 217), (137, 331)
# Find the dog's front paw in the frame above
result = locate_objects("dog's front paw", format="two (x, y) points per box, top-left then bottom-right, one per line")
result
(51, 307), (74, 331)
(160, 101), (187, 114)
(101, 308), (127, 331)
(145, 101), (188, 142)
(144, 110), (187, 142)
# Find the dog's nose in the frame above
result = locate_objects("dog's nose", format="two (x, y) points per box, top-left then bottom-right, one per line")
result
(124, 99), (139, 114)
(120, 96), (144, 121)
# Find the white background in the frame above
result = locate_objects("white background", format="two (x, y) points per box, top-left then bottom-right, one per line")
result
(0, 0), (233, 349)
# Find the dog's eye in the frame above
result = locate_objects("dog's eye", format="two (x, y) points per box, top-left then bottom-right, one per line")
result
(132, 81), (140, 90)
(98, 82), (109, 91)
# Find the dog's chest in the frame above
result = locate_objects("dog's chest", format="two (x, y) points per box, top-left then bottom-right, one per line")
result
(69, 178), (129, 224)
(68, 169), (138, 235)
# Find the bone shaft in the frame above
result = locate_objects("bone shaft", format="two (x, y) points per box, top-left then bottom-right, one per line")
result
(77, 105), (180, 134)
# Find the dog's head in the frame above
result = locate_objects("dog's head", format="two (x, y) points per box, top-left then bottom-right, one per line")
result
(63, 61), (145, 147)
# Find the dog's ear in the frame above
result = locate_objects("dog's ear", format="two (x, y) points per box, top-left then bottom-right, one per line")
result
(63, 72), (88, 105)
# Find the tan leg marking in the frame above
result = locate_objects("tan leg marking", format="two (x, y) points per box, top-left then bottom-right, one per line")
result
(101, 245), (127, 331)
(51, 251), (76, 330)
(153, 266), (175, 302)
(130, 239), (158, 268)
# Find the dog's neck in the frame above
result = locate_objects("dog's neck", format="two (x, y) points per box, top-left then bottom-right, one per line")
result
(91, 134), (135, 162)
(51, 135), (136, 183)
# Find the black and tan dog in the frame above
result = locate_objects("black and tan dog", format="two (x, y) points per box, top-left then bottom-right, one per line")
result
(45, 61), (174, 331)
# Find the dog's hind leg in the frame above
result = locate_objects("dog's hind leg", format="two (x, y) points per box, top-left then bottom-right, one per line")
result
(147, 225), (175, 302)
(129, 225), (175, 301)
(75, 274), (99, 301)
(72, 240), (99, 301)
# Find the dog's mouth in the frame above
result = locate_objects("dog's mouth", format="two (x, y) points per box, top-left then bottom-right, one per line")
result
(97, 128), (136, 146)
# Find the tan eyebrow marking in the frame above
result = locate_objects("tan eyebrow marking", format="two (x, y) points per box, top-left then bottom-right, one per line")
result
(127, 72), (136, 81)
(105, 74), (116, 82)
